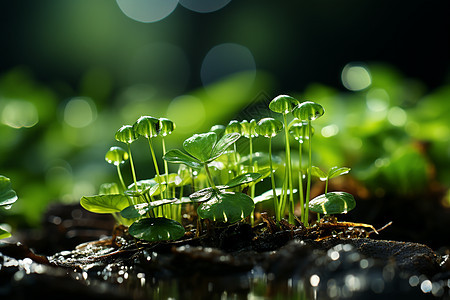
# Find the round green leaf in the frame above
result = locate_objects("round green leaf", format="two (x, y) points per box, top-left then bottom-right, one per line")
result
(120, 199), (177, 219)
(225, 120), (242, 134)
(128, 217), (185, 242)
(105, 146), (129, 166)
(288, 120), (314, 142)
(292, 101), (324, 121)
(256, 117), (283, 138)
(308, 192), (356, 215)
(80, 194), (131, 214)
(115, 125), (138, 144)
(0, 176), (18, 207)
(269, 95), (299, 114)
(183, 132), (217, 163)
(159, 118), (175, 137)
(134, 116), (160, 138)
(311, 166), (328, 181)
(197, 191), (255, 223)
(240, 119), (258, 138)
(328, 167), (351, 179)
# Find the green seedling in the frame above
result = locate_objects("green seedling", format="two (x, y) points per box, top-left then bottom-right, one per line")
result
(164, 132), (260, 223)
(311, 166), (351, 194)
(115, 125), (139, 194)
(105, 146), (129, 191)
(0, 175), (18, 239)
(308, 191), (356, 216)
(289, 120), (314, 222)
(255, 117), (284, 221)
(225, 120), (242, 175)
(269, 95), (299, 224)
(292, 101), (324, 226)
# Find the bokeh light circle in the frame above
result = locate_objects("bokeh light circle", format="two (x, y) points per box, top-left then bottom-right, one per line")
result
(179, 0), (232, 13)
(1, 100), (39, 129)
(341, 63), (372, 91)
(200, 43), (256, 87)
(116, 0), (178, 23)
(63, 97), (97, 128)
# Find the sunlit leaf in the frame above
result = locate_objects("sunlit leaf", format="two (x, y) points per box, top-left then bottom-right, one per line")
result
(183, 132), (217, 163)
(0, 176), (18, 207)
(254, 188), (298, 204)
(128, 217), (185, 242)
(127, 179), (165, 197)
(256, 117), (283, 138)
(308, 192), (356, 215)
(292, 101), (324, 121)
(269, 95), (299, 114)
(105, 146), (128, 166)
(225, 172), (261, 188)
(163, 149), (203, 169)
(159, 118), (175, 137)
(189, 187), (217, 203)
(328, 167), (351, 179)
(0, 227), (11, 239)
(134, 116), (160, 138)
(225, 120), (242, 134)
(209, 132), (241, 161)
(80, 194), (130, 214)
(99, 182), (121, 195)
(311, 166), (328, 181)
(115, 125), (138, 144)
(197, 191), (254, 223)
(120, 199), (177, 219)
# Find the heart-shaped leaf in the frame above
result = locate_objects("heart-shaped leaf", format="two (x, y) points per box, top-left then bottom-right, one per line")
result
(80, 194), (131, 214)
(225, 172), (261, 188)
(163, 149), (203, 169)
(120, 199), (177, 219)
(183, 132), (217, 163)
(0, 176), (18, 207)
(197, 191), (255, 223)
(209, 132), (241, 162)
(308, 192), (356, 215)
(128, 217), (185, 242)
(328, 167), (351, 179)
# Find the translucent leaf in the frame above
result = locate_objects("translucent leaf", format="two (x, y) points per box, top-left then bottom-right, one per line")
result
(225, 172), (262, 188)
(128, 217), (185, 242)
(225, 120), (242, 134)
(209, 132), (240, 162)
(256, 117), (283, 138)
(311, 166), (328, 181)
(127, 179), (165, 197)
(0, 176), (18, 207)
(99, 182), (120, 195)
(328, 167), (351, 179)
(183, 132), (217, 163)
(105, 146), (128, 166)
(269, 95), (299, 114)
(197, 191), (255, 223)
(292, 101), (324, 121)
(134, 116), (160, 138)
(120, 199), (177, 219)
(308, 192), (356, 215)
(158, 118), (175, 137)
(0, 227), (11, 239)
(80, 194), (131, 214)
(115, 125), (138, 144)
(189, 187), (217, 203)
(163, 149), (203, 169)
(254, 188), (297, 204)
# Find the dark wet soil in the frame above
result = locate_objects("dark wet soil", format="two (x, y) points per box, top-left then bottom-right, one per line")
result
(1, 206), (450, 300)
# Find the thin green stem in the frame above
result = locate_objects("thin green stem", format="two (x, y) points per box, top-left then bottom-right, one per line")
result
(298, 142), (305, 224)
(233, 143), (239, 175)
(116, 165), (126, 191)
(148, 138), (163, 199)
(325, 178), (329, 194)
(127, 144), (138, 192)
(283, 114), (295, 224)
(204, 163), (216, 189)
(161, 137), (170, 196)
(304, 121), (312, 227)
(269, 138), (280, 221)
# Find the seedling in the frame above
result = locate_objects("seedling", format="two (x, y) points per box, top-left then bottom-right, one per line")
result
(269, 95), (299, 224)
(105, 146), (129, 191)
(292, 101), (324, 226)
(0, 175), (18, 239)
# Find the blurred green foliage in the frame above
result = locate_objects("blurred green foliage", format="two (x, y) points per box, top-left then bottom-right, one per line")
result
(0, 63), (449, 229)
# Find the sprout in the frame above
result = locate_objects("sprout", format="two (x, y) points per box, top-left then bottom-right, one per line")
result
(115, 125), (139, 193)
(256, 117), (283, 221)
(134, 116), (160, 138)
(105, 146), (129, 190)
(225, 120), (242, 175)
(269, 95), (298, 224)
(288, 120), (314, 143)
(159, 118), (175, 137)
(292, 101), (324, 226)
